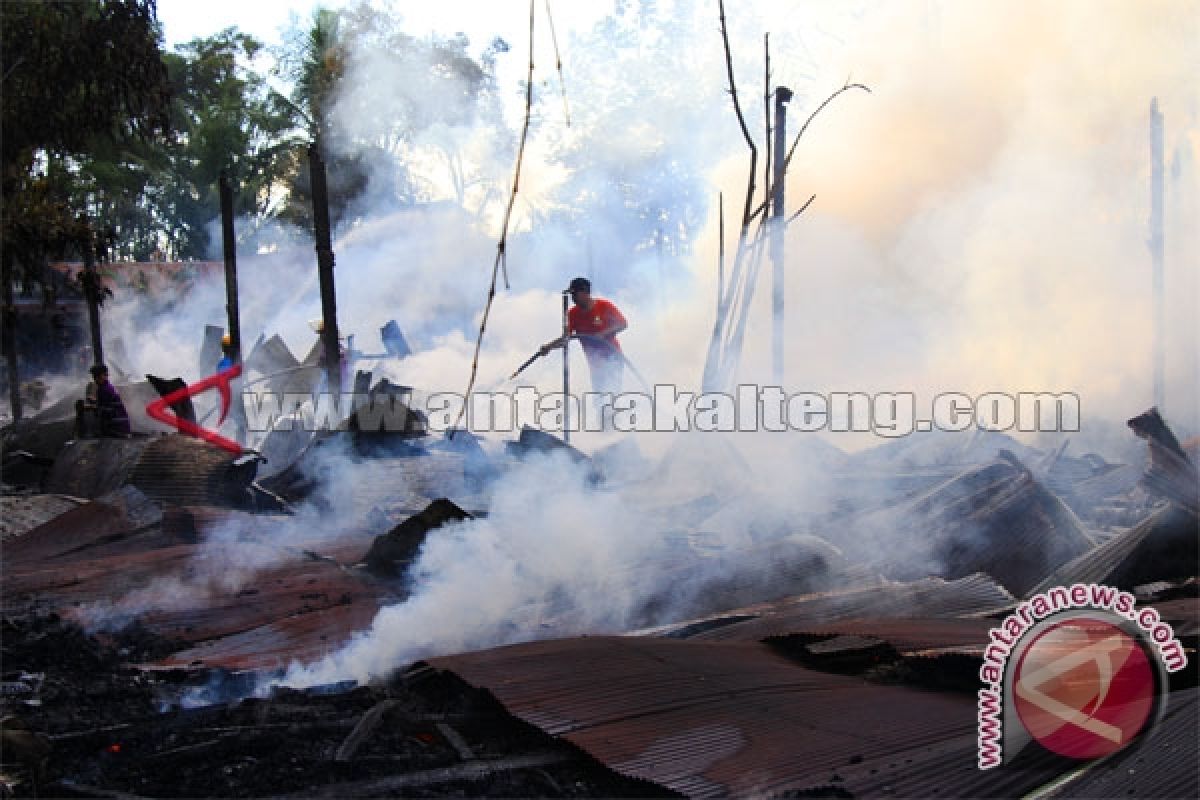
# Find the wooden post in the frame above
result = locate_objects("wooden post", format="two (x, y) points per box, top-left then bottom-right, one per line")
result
(309, 143), (342, 395)
(219, 171), (242, 366)
(770, 86), (792, 386)
(2, 248), (21, 421)
(82, 229), (104, 367)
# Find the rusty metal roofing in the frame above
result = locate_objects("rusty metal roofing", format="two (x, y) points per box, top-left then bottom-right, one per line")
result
(42, 434), (250, 504)
(0, 493), (84, 541)
(1148, 595), (1200, 637)
(715, 617), (994, 656)
(126, 434), (248, 505)
(427, 635), (1059, 798)
(1029, 505), (1198, 596)
(840, 456), (1095, 597)
(645, 572), (1015, 642)
(2, 496), (389, 669)
(1049, 687), (1199, 799)
(153, 600), (384, 671)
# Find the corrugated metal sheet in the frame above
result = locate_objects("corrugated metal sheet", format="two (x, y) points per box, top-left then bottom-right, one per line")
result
(1049, 688), (1199, 799)
(645, 573), (1014, 642)
(0, 493), (84, 541)
(752, 617), (993, 655)
(843, 455), (1094, 595)
(0, 490), (160, 568)
(41, 434), (251, 504)
(2, 498), (389, 669)
(1128, 408), (1200, 513)
(42, 437), (149, 498)
(1030, 505), (1198, 596)
(152, 600), (383, 671)
(1149, 596), (1200, 637)
(427, 636), (1057, 798)
(127, 434), (246, 506)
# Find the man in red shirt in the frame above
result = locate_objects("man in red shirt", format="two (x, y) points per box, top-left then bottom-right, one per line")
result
(540, 277), (628, 398)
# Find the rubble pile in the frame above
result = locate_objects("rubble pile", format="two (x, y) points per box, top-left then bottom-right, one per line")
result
(846, 450), (1095, 595)
(1, 404), (1197, 797)
(0, 617), (672, 798)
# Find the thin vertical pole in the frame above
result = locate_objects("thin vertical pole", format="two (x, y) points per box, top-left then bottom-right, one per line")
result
(1150, 99), (1165, 412)
(770, 86), (792, 385)
(562, 291), (570, 445)
(718, 192), (725, 319)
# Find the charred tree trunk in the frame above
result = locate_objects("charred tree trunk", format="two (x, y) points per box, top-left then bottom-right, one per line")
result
(219, 171), (242, 365)
(2, 247), (21, 421)
(82, 232), (104, 367)
(220, 171), (248, 442)
(309, 143), (342, 395)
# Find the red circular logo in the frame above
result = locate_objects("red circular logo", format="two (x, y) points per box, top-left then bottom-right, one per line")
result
(1013, 617), (1155, 760)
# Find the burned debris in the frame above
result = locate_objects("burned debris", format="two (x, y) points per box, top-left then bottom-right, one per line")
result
(1129, 407), (1200, 513)
(363, 498), (474, 580)
(3, 0), (1197, 795)
(1, 616), (672, 799)
(4, 401), (1197, 797)
(844, 449), (1095, 596)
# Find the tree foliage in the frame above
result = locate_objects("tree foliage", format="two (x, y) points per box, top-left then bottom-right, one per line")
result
(1, 0), (172, 277)
(1, 1), (512, 265)
(540, 0), (714, 273)
(157, 29), (295, 257)
(272, 4), (510, 232)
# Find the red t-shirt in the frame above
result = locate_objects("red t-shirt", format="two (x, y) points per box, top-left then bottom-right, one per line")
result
(567, 298), (626, 364)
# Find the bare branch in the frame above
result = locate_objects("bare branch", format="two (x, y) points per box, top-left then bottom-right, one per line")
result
(782, 80), (871, 172)
(719, 0), (757, 229)
(762, 33), (772, 217)
(785, 193), (817, 225)
(545, 0), (570, 126)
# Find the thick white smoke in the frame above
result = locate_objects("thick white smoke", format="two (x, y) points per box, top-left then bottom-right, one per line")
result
(77, 0), (1197, 683)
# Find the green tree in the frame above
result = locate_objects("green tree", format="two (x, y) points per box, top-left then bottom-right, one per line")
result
(271, 4), (511, 232)
(271, 8), (364, 232)
(1, 0), (171, 268)
(1, 0), (172, 416)
(160, 29), (296, 258)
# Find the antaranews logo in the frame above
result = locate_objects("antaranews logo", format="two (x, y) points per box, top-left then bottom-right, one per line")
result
(977, 583), (1186, 769)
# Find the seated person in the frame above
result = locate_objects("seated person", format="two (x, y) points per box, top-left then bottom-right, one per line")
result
(84, 364), (131, 437)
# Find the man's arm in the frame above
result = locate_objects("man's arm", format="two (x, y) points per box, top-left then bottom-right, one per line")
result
(539, 310), (578, 355)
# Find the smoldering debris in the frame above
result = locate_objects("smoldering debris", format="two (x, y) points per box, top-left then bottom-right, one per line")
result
(0, 616), (670, 799)
(363, 498), (474, 580)
(41, 434), (275, 510)
(3, 383), (1199, 799)
(1128, 407), (1200, 513)
(841, 448), (1096, 596)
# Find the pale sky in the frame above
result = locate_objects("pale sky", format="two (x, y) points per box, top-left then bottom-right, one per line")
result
(157, 1), (604, 58)
(157, 0), (609, 106)
(159, 0), (332, 47)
